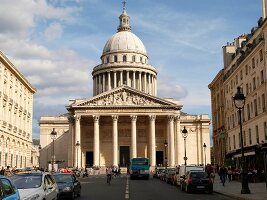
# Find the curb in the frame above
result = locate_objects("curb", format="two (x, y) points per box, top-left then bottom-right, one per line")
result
(214, 190), (252, 200)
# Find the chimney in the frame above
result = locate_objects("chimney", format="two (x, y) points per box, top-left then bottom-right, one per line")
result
(263, 0), (267, 19)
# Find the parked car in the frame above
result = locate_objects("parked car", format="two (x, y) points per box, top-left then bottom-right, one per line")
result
(154, 167), (165, 178)
(53, 172), (81, 199)
(176, 165), (205, 187)
(181, 171), (213, 194)
(164, 168), (177, 184)
(10, 172), (58, 200)
(0, 175), (21, 200)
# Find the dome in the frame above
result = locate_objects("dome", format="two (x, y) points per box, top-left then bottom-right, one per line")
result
(102, 31), (147, 56)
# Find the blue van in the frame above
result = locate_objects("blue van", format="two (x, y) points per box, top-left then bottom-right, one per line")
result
(0, 175), (20, 200)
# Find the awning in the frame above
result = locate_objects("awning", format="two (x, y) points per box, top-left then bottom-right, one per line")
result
(233, 151), (255, 158)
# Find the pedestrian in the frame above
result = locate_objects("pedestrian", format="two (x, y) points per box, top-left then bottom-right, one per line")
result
(227, 167), (232, 182)
(0, 167), (5, 175)
(4, 166), (12, 177)
(219, 166), (227, 186)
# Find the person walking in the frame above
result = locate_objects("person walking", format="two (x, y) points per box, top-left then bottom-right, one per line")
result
(219, 166), (227, 186)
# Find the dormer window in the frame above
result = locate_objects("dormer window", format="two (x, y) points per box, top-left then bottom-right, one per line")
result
(123, 55), (127, 62)
(114, 55), (118, 62)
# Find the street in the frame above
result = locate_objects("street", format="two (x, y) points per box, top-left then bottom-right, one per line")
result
(78, 175), (232, 200)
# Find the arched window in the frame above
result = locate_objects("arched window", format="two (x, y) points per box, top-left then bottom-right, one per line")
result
(140, 57), (143, 63)
(114, 55), (118, 62)
(132, 55), (135, 62)
(106, 56), (109, 63)
(123, 55), (127, 62)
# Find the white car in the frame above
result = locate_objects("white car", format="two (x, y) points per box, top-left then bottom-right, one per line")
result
(10, 172), (58, 200)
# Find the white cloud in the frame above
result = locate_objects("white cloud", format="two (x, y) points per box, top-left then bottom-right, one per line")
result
(44, 22), (63, 41)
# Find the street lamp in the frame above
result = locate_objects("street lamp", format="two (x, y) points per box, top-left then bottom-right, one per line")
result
(203, 143), (207, 169)
(164, 140), (168, 168)
(182, 126), (188, 168)
(233, 86), (250, 194)
(76, 141), (80, 169)
(50, 128), (57, 172)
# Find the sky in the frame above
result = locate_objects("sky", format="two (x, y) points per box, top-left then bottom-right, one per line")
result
(0, 0), (263, 139)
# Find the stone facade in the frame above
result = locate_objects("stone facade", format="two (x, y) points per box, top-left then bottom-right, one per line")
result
(209, 0), (267, 168)
(39, 5), (211, 169)
(0, 51), (36, 168)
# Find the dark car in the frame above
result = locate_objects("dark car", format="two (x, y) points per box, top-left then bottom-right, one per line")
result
(53, 173), (81, 199)
(181, 171), (213, 194)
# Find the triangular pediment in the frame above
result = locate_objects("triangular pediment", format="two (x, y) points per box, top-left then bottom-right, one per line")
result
(72, 86), (180, 108)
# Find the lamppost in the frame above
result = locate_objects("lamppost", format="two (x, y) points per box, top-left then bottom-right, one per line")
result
(233, 86), (250, 194)
(50, 128), (57, 172)
(182, 126), (188, 168)
(203, 143), (207, 169)
(75, 141), (80, 169)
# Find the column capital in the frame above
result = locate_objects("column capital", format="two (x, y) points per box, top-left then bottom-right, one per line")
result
(74, 115), (81, 121)
(130, 115), (137, 121)
(112, 115), (119, 121)
(167, 115), (174, 122)
(174, 115), (180, 121)
(149, 115), (156, 121)
(67, 116), (75, 124)
(93, 115), (100, 122)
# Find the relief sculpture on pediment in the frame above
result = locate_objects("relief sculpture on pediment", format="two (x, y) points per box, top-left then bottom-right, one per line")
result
(86, 90), (161, 106)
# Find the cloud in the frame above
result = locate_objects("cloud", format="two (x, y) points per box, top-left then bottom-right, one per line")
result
(44, 22), (63, 41)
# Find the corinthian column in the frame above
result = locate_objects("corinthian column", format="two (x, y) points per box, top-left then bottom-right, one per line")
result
(149, 115), (156, 166)
(133, 71), (136, 89)
(130, 115), (137, 158)
(93, 115), (100, 166)
(168, 115), (175, 167)
(112, 115), (119, 166)
(108, 72), (111, 90)
(75, 115), (81, 168)
(114, 71), (117, 88)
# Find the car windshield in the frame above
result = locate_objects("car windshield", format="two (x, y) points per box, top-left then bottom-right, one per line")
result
(53, 174), (73, 183)
(191, 172), (208, 178)
(10, 174), (42, 189)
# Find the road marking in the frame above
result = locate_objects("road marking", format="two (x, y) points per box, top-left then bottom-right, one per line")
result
(125, 175), (129, 199)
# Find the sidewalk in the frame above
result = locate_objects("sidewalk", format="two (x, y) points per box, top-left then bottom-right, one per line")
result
(213, 175), (267, 200)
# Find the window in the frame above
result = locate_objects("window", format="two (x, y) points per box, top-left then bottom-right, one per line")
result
(106, 56), (109, 63)
(0, 178), (16, 196)
(254, 99), (258, 116)
(249, 128), (252, 144)
(262, 94), (266, 111)
(253, 77), (256, 90)
(240, 70), (243, 80)
(132, 55), (135, 62)
(264, 122), (267, 140)
(233, 135), (236, 149)
(140, 57), (143, 63)
(228, 137), (231, 151)
(235, 75), (238, 85)
(260, 49), (263, 61)
(123, 55), (127, 62)
(247, 104), (250, 120)
(261, 70), (264, 84)
(252, 57), (255, 68)
(114, 55), (117, 62)
(246, 83), (249, 96)
(243, 131), (246, 146)
(256, 125), (259, 143)
(245, 65), (248, 75)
